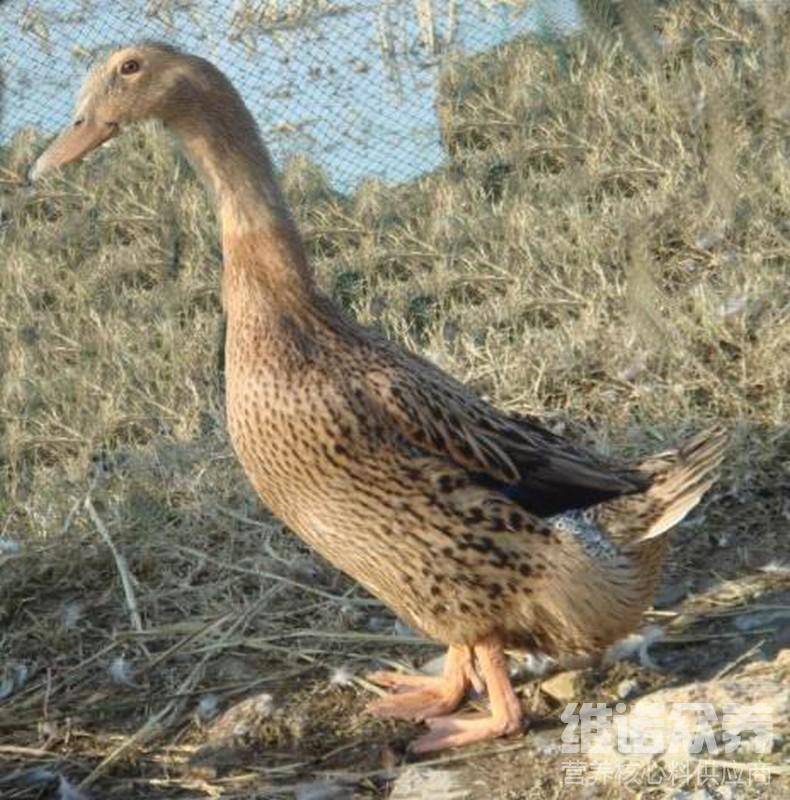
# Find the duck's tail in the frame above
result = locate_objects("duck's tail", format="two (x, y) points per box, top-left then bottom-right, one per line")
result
(596, 426), (728, 547)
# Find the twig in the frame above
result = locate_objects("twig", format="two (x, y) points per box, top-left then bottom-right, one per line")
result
(60, 494), (83, 537)
(713, 639), (766, 680)
(319, 737), (536, 783)
(659, 630), (772, 644)
(184, 630), (435, 652)
(0, 745), (64, 759)
(135, 613), (233, 677)
(77, 698), (173, 789)
(705, 604), (790, 619)
(84, 496), (145, 637)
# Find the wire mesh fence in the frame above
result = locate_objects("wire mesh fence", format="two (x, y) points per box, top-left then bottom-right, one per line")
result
(2, 1), (786, 191)
(0, 0), (584, 191)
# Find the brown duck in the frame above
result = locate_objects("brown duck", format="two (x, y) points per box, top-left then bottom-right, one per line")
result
(32, 43), (727, 753)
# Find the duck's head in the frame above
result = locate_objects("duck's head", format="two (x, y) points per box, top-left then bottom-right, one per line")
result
(31, 42), (235, 181)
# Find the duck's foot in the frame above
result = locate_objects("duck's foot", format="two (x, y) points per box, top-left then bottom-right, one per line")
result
(411, 709), (522, 753)
(410, 635), (523, 754)
(366, 679), (460, 721)
(365, 644), (478, 721)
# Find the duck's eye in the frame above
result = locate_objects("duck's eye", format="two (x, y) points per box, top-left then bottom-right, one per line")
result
(120, 59), (140, 76)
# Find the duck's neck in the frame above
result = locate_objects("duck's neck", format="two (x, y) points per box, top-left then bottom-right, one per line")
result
(170, 101), (315, 309)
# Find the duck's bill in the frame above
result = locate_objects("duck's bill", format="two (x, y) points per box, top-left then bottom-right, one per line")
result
(30, 119), (118, 181)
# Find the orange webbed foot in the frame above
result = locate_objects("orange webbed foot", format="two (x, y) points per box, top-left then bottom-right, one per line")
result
(405, 636), (523, 753)
(365, 645), (479, 722)
(366, 670), (468, 720)
(411, 708), (522, 753)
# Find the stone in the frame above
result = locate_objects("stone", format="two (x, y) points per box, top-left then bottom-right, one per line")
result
(540, 670), (584, 703)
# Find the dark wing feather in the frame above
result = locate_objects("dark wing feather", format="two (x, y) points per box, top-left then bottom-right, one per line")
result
(364, 352), (649, 517)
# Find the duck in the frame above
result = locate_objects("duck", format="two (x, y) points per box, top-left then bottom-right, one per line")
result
(31, 42), (727, 754)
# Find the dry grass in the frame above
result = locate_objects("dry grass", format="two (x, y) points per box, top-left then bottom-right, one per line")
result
(1, 1), (789, 797)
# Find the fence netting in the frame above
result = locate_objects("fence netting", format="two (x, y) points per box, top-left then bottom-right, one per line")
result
(0, 1), (646, 191)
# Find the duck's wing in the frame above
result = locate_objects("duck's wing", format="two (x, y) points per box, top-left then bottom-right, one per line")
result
(363, 352), (649, 517)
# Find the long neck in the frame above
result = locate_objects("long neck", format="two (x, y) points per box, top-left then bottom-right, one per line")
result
(168, 92), (315, 307)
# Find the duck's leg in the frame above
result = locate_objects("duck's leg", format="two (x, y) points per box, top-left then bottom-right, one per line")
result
(410, 634), (522, 753)
(366, 644), (479, 721)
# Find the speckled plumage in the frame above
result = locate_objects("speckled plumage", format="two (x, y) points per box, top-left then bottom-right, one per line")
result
(33, 43), (728, 752)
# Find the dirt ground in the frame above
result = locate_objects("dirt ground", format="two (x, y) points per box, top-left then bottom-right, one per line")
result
(2, 474), (788, 798)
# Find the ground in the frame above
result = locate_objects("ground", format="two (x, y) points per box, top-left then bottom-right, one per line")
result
(1, 1), (789, 797)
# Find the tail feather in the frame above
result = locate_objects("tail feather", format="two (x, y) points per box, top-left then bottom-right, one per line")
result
(596, 426), (728, 546)
(638, 426), (728, 541)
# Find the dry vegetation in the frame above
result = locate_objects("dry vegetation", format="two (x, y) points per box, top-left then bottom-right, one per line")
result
(1, 1), (789, 797)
